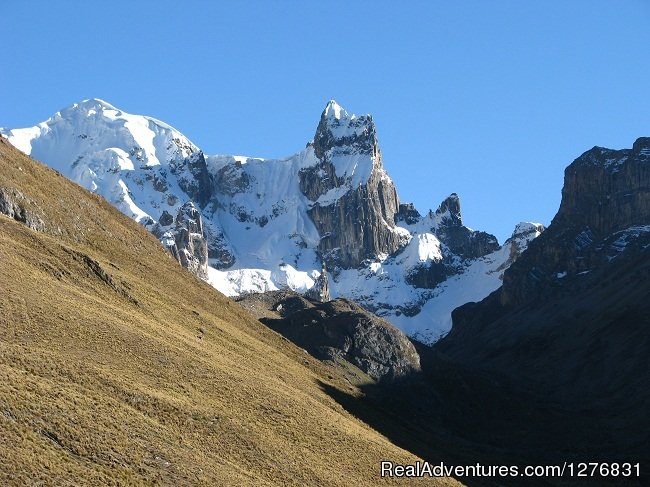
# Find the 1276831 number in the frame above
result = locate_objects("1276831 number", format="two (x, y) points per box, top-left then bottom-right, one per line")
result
(567, 462), (640, 477)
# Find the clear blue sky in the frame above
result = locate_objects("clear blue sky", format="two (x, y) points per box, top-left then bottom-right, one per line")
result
(2, 1), (650, 242)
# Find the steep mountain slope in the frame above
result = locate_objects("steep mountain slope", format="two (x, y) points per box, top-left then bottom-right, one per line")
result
(1, 99), (541, 341)
(0, 137), (459, 486)
(436, 138), (650, 469)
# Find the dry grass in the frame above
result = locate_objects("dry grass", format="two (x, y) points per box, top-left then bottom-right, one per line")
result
(0, 139), (460, 486)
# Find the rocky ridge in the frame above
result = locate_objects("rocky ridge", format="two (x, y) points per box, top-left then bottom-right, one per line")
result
(153, 201), (209, 279)
(499, 137), (650, 307)
(435, 137), (650, 466)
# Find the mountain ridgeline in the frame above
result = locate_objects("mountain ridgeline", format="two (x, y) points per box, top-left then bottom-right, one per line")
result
(1, 99), (542, 342)
(434, 137), (650, 474)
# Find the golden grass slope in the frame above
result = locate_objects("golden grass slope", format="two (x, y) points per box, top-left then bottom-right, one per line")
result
(0, 138), (460, 486)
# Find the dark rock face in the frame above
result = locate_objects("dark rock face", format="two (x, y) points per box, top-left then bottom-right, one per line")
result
(171, 151), (212, 209)
(436, 138), (650, 464)
(203, 224), (235, 269)
(559, 138), (650, 235)
(158, 210), (174, 227)
(439, 226), (500, 260)
(299, 103), (403, 269)
(212, 162), (251, 197)
(499, 138), (650, 307)
(395, 203), (421, 225)
(307, 175), (402, 269)
(239, 291), (421, 382)
(434, 193), (500, 259)
(405, 260), (451, 289)
(435, 193), (462, 225)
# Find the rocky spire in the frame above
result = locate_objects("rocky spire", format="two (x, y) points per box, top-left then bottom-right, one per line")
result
(312, 100), (378, 160)
(300, 101), (402, 269)
(432, 192), (500, 259)
(435, 193), (462, 226)
(306, 262), (331, 302)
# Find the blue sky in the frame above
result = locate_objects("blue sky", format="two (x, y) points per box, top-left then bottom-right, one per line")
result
(2, 1), (650, 242)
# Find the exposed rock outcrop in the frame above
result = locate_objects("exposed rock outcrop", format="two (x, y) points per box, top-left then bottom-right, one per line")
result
(300, 101), (403, 269)
(170, 150), (212, 209)
(395, 202), (421, 225)
(305, 262), (330, 302)
(203, 224), (236, 269)
(499, 138), (650, 307)
(238, 291), (421, 382)
(0, 187), (46, 232)
(158, 202), (209, 279)
(434, 193), (500, 260)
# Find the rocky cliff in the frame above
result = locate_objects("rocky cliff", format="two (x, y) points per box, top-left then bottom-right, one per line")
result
(300, 102), (403, 269)
(442, 137), (650, 365)
(0, 186), (46, 232)
(435, 137), (650, 465)
(497, 137), (650, 307)
(305, 262), (331, 302)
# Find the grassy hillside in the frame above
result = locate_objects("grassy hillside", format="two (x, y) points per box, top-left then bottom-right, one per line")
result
(0, 138), (459, 486)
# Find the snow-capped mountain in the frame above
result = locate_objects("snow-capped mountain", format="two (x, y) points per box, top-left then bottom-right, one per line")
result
(1, 99), (542, 342)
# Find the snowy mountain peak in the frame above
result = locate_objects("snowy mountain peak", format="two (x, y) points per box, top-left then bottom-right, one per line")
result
(314, 101), (377, 160)
(511, 222), (545, 238)
(0, 99), (202, 223)
(317, 100), (375, 139)
(75, 98), (119, 111)
(505, 222), (545, 257)
(322, 100), (348, 120)
(435, 193), (462, 226)
(54, 98), (123, 122)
